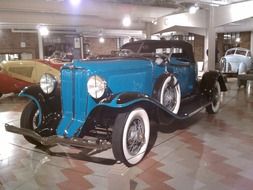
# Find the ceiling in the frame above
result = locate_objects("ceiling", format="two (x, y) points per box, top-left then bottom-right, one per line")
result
(0, 0), (251, 37)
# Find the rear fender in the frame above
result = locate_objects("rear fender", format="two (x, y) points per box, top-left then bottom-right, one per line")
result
(200, 71), (227, 97)
(19, 85), (61, 126)
(152, 73), (172, 100)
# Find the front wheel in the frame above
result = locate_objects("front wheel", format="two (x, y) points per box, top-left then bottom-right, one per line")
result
(206, 81), (221, 114)
(20, 101), (41, 146)
(220, 57), (226, 72)
(112, 108), (150, 166)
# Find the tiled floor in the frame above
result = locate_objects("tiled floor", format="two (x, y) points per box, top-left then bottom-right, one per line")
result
(0, 79), (253, 190)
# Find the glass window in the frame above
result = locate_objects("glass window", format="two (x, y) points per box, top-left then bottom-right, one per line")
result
(226, 49), (235, 55)
(235, 50), (246, 56)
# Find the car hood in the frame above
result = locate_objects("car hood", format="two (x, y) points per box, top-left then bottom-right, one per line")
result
(224, 55), (248, 64)
(64, 58), (153, 74)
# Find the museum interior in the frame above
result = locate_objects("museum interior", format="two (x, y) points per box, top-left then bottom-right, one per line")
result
(0, 0), (253, 189)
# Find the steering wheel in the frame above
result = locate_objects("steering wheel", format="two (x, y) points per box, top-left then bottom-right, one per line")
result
(154, 52), (173, 66)
(119, 49), (135, 56)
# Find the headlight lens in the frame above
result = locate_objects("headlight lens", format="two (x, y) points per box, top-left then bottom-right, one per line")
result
(87, 75), (106, 99)
(40, 73), (57, 94)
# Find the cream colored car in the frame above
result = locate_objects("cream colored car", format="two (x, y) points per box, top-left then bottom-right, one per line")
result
(0, 59), (67, 97)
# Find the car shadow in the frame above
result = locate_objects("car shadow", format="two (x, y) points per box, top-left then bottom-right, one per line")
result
(36, 145), (117, 165)
(35, 112), (203, 166)
(146, 112), (204, 155)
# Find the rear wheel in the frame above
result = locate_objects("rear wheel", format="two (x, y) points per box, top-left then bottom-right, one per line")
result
(20, 101), (41, 146)
(112, 108), (150, 166)
(237, 79), (247, 88)
(158, 75), (181, 114)
(206, 81), (221, 114)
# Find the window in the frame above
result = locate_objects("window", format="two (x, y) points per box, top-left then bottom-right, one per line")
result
(235, 49), (246, 56)
(226, 49), (235, 55)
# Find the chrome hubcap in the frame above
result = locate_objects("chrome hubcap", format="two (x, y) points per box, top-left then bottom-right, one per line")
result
(163, 84), (177, 111)
(127, 117), (145, 156)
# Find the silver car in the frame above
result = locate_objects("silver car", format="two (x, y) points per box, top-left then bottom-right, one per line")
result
(220, 47), (252, 75)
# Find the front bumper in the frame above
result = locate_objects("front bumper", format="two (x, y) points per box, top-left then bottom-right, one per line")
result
(5, 124), (111, 150)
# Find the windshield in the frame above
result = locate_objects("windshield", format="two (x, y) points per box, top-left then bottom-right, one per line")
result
(120, 42), (142, 53)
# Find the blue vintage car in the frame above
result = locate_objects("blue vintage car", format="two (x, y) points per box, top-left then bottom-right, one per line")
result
(5, 40), (227, 166)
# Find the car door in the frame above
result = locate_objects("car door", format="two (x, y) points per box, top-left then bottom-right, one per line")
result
(167, 53), (197, 97)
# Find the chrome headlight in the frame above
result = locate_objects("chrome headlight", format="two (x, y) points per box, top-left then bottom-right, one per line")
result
(87, 75), (106, 99)
(40, 73), (57, 94)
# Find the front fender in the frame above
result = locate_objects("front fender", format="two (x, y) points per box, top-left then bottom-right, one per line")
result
(99, 92), (184, 119)
(101, 92), (152, 108)
(238, 62), (247, 74)
(19, 85), (61, 126)
(200, 71), (227, 96)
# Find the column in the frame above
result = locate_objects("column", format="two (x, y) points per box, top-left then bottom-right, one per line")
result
(204, 34), (209, 71)
(145, 22), (152, 39)
(207, 7), (216, 71)
(80, 36), (84, 59)
(38, 32), (43, 59)
(250, 31), (253, 53)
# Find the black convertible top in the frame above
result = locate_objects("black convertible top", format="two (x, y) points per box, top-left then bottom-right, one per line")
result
(121, 40), (195, 62)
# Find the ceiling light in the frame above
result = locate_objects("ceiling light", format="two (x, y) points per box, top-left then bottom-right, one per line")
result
(152, 19), (157, 25)
(99, 36), (105, 43)
(69, 0), (81, 6)
(39, 26), (49, 36)
(189, 5), (199, 14)
(122, 16), (131, 27)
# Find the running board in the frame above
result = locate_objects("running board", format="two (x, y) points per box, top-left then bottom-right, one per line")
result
(177, 95), (211, 118)
(5, 124), (111, 151)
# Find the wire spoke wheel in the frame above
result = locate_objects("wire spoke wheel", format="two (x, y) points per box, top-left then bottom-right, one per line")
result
(112, 108), (150, 166)
(126, 117), (145, 156)
(163, 80), (178, 111)
(159, 75), (181, 114)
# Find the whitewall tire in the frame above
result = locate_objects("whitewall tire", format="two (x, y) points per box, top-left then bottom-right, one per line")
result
(112, 108), (150, 166)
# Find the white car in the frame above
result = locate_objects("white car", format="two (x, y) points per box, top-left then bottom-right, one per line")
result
(220, 47), (253, 75)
